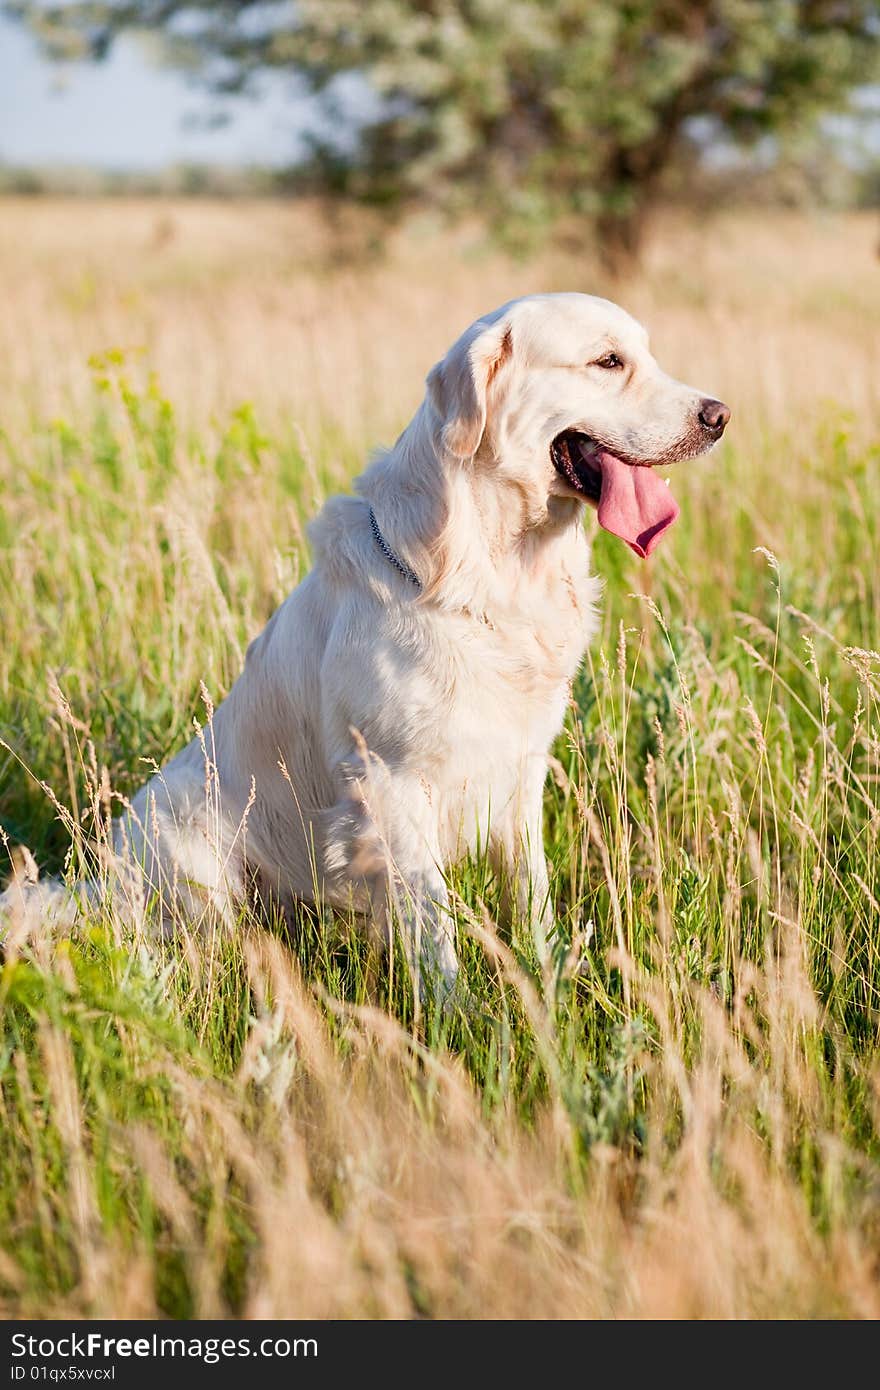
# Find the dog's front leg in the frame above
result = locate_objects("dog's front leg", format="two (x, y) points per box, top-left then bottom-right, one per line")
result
(326, 756), (459, 1001)
(497, 827), (553, 965)
(377, 862), (458, 1003)
(491, 758), (554, 966)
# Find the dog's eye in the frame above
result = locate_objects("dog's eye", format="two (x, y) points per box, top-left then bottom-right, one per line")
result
(593, 352), (624, 370)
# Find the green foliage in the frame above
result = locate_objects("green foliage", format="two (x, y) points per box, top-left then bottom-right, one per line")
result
(5, 1), (878, 255)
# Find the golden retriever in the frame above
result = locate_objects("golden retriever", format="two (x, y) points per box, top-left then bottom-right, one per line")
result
(2, 293), (729, 996)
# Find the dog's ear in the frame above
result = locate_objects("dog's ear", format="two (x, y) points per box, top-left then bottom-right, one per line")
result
(426, 318), (513, 461)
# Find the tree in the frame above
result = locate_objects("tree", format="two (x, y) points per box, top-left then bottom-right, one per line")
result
(6, 0), (879, 260)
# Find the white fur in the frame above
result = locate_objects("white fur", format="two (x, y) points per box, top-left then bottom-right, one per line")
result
(3, 293), (723, 994)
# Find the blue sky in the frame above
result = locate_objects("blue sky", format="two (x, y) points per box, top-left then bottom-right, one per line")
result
(0, 14), (306, 167)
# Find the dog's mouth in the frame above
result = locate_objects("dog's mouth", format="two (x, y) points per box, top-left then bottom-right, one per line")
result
(550, 429), (680, 559)
(551, 431), (604, 503)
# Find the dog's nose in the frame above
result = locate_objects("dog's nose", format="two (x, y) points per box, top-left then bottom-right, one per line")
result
(698, 398), (731, 434)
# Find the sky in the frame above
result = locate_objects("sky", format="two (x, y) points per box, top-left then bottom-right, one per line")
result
(0, 14), (307, 168)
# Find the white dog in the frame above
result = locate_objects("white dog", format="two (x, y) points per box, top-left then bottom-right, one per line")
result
(3, 293), (729, 995)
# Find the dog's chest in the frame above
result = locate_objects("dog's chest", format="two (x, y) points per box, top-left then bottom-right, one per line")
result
(423, 584), (594, 846)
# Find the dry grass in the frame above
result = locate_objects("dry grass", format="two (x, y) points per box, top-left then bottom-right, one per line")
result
(1, 198), (877, 442)
(0, 198), (879, 1318)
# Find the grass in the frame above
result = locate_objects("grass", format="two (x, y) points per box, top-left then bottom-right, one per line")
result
(0, 198), (879, 1317)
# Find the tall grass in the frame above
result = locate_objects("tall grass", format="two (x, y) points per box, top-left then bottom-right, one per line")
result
(0, 200), (879, 1317)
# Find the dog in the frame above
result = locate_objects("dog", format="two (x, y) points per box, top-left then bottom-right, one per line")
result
(2, 293), (729, 996)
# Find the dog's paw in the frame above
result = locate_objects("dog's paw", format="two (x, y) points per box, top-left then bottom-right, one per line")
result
(0, 854), (80, 953)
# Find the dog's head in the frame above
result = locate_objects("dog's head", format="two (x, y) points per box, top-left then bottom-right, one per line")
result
(426, 293), (730, 557)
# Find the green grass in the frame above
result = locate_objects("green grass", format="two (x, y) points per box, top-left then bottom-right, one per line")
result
(1, 356), (879, 1318)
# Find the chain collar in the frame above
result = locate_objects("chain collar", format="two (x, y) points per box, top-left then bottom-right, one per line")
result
(369, 507), (422, 592)
(367, 505), (495, 627)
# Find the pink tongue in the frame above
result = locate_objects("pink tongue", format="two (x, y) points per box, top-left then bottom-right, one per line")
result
(594, 449), (680, 558)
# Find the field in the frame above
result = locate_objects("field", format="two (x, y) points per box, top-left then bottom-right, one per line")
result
(1, 197), (879, 1318)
